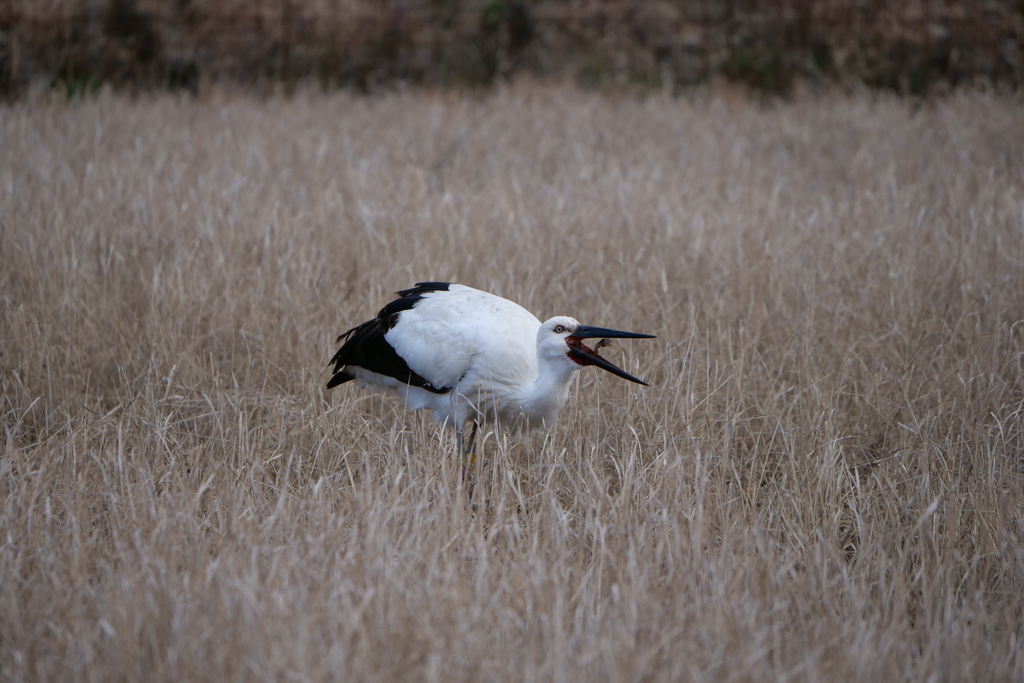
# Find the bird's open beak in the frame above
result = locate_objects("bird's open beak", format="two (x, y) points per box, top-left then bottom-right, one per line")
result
(566, 325), (656, 386)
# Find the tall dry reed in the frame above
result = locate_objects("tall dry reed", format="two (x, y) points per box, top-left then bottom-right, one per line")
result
(2, 85), (1023, 681)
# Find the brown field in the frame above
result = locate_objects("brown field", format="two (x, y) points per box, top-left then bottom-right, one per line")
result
(2, 84), (1023, 681)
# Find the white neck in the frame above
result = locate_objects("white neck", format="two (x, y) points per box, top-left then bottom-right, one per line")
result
(519, 353), (580, 431)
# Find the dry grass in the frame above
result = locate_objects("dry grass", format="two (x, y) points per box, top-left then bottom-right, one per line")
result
(2, 84), (1023, 681)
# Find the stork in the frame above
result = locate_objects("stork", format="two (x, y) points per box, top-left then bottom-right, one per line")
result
(327, 282), (655, 469)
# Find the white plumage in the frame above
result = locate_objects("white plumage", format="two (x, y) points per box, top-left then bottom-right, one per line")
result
(328, 282), (654, 449)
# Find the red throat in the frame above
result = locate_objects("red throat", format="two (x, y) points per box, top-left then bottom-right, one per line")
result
(566, 337), (599, 366)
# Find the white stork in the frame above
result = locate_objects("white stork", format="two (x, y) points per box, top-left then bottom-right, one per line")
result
(327, 282), (655, 462)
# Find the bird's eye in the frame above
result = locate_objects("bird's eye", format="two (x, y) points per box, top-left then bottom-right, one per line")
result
(554, 325), (565, 334)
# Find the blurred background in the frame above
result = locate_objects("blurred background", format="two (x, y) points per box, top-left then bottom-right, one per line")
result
(3, 0), (1022, 99)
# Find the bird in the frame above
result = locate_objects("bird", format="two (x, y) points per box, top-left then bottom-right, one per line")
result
(327, 282), (655, 466)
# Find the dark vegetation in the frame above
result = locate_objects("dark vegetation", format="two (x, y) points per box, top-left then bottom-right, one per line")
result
(2, 0), (1023, 99)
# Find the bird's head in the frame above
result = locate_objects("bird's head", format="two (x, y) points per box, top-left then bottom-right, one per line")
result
(538, 316), (655, 385)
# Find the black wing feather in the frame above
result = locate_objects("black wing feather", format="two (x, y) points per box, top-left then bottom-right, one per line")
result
(327, 283), (453, 393)
(395, 282), (451, 298)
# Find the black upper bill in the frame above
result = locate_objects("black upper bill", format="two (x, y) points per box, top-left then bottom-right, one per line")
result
(567, 325), (656, 386)
(571, 325), (656, 341)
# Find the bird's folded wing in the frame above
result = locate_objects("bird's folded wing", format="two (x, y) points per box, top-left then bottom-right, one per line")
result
(381, 285), (540, 392)
(384, 318), (475, 391)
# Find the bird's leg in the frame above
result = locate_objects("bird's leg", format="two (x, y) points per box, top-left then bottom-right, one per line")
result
(460, 421), (479, 497)
(465, 420), (479, 460)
